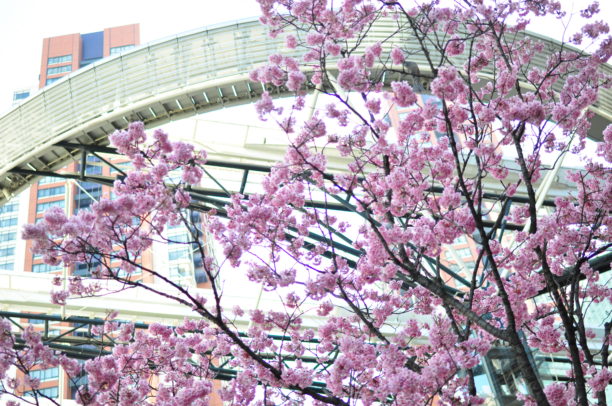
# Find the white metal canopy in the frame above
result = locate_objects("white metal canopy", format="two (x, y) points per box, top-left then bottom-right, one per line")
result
(0, 17), (610, 204)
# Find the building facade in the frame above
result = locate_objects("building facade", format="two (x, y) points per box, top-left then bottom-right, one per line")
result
(3, 24), (213, 402)
(39, 24), (140, 88)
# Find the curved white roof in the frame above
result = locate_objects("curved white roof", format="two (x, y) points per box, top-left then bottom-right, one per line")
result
(0, 17), (609, 203)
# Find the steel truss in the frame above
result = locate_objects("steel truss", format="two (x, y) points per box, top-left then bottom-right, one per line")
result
(0, 310), (329, 393)
(2, 139), (610, 402)
(2, 139), (610, 401)
(2, 310), (606, 402)
(8, 142), (610, 293)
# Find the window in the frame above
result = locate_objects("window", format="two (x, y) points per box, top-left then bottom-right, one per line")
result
(435, 131), (447, 140)
(110, 161), (131, 174)
(194, 268), (208, 284)
(74, 182), (102, 212)
(0, 218), (18, 227)
(30, 367), (59, 382)
(456, 247), (473, 258)
(110, 45), (135, 55)
(38, 177), (61, 186)
(169, 249), (191, 261)
(0, 232), (16, 242)
(0, 202), (18, 214)
(47, 55), (72, 65)
(45, 77), (61, 86)
(28, 317), (44, 324)
(36, 200), (65, 213)
(115, 266), (142, 277)
(0, 262), (13, 270)
(68, 360), (88, 399)
(453, 235), (467, 245)
(74, 257), (102, 277)
(168, 233), (191, 244)
(465, 261), (476, 269)
(421, 94), (443, 108)
(74, 262), (91, 277)
(47, 65), (72, 76)
(32, 263), (62, 273)
(410, 131), (432, 146)
(25, 386), (59, 398)
(170, 264), (191, 278)
(13, 90), (30, 102)
(0, 247), (14, 257)
(76, 157), (103, 176)
(37, 186), (65, 198)
(84, 163), (102, 175)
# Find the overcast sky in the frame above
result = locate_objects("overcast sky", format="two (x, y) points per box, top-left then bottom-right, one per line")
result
(0, 0), (609, 113)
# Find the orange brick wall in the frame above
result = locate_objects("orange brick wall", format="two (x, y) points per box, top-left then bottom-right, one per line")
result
(103, 24), (140, 57)
(39, 33), (80, 89)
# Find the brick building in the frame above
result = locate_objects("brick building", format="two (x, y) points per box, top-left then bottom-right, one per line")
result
(39, 24), (140, 88)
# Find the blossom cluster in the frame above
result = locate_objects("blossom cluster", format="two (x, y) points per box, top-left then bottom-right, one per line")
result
(5, 0), (612, 405)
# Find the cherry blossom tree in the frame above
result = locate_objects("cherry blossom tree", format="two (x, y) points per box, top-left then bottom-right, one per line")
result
(2, 0), (611, 405)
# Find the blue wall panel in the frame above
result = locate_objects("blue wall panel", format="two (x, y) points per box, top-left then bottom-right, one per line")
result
(80, 31), (103, 66)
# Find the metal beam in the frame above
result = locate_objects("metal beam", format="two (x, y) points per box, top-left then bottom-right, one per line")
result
(8, 145), (603, 295)
(1, 310), (332, 392)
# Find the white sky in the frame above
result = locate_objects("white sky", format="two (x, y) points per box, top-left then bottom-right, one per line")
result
(0, 0), (609, 113)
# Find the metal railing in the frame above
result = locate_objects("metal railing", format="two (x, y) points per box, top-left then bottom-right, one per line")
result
(0, 17), (609, 203)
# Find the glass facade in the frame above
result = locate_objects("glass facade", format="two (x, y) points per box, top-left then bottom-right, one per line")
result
(47, 65), (72, 76)
(37, 186), (65, 198)
(45, 77), (61, 86)
(32, 263), (62, 273)
(29, 367), (59, 382)
(0, 199), (19, 272)
(36, 200), (65, 213)
(47, 55), (72, 65)
(25, 386), (59, 398)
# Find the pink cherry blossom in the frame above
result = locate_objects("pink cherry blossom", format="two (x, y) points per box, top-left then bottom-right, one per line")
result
(7, 2), (612, 406)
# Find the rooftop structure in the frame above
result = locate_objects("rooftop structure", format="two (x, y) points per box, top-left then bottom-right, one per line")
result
(12, 89), (31, 106)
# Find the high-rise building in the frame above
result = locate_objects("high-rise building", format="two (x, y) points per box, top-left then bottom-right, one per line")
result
(25, 23), (146, 281)
(0, 199), (19, 272)
(39, 24), (140, 88)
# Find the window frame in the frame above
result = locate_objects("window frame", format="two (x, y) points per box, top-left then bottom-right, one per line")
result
(46, 65), (72, 76)
(47, 55), (72, 66)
